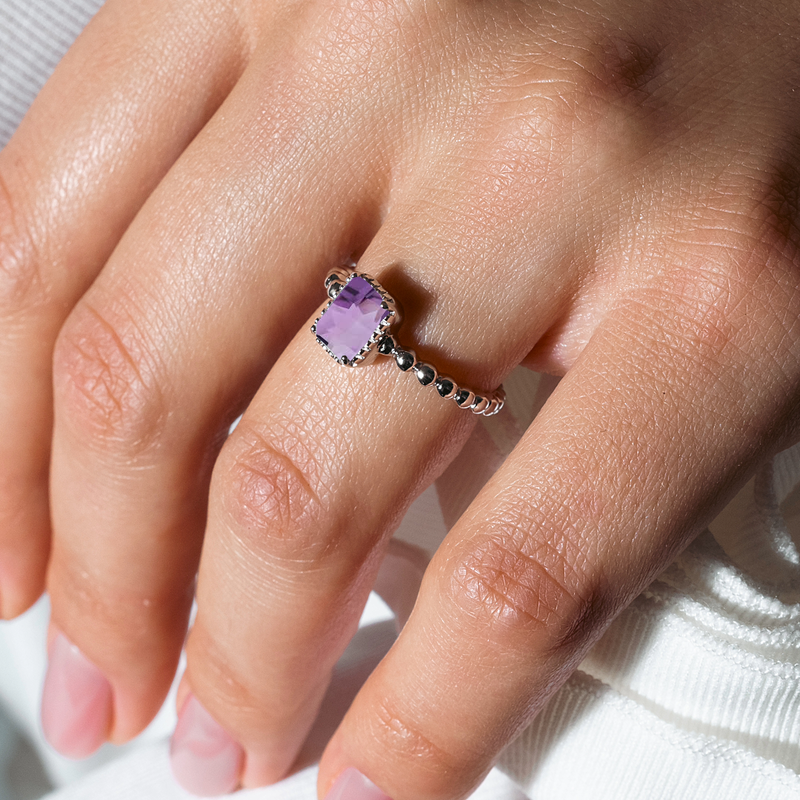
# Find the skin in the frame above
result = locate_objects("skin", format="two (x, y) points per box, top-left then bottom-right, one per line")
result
(1, 0), (800, 797)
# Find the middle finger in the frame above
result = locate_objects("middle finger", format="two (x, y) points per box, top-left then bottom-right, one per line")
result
(46, 21), (389, 748)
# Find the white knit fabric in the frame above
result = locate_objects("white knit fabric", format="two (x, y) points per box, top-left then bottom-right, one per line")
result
(0, 0), (105, 147)
(0, 3), (799, 799)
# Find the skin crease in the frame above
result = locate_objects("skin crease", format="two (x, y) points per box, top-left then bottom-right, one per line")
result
(0, 0), (799, 797)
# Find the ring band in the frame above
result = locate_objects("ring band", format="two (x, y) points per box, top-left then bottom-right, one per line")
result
(311, 268), (505, 416)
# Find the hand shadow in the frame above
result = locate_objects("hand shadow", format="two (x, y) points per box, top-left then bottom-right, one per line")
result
(289, 619), (398, 773)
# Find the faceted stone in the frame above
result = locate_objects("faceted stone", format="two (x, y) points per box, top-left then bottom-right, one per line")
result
(315, 275), (390, 362)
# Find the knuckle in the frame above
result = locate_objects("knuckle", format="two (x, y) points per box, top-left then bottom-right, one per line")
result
(448, 534), (575, 633)
(50, 556), (190, 670)
(186, 626), (259, 717)
(568, 29), (669, 132)
(589, 36), (665, 105)
(645, 266), (742, 361)
(370, 696), (467, 796)
(185, 621), (314, 739)
(656, 196), (800, 367)
(220, 421), (330, 565)
(469, 37), (662, 215)
(446, 523), (602, 651)
(694, 158), (800, 295)
(745, 152), (800, 263)
(0, 165), (49, 315)
(53, 302), (167, 454)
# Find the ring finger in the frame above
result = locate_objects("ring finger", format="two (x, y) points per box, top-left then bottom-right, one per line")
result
(178, 135), (586, 791)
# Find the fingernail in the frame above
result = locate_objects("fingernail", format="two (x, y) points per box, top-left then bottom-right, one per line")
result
(324, 768), (393, 800)
(41, 634), (113, 758)
(170, 694), (244, 796)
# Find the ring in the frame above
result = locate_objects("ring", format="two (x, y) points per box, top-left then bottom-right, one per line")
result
(311, 268), (505, 416)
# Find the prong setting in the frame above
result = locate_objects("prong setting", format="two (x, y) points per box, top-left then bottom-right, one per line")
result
(313, 269), (505, 415)
(324, 267), (352, 299)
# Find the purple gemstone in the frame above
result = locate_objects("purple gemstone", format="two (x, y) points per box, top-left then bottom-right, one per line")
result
(315, 275), (390, 362)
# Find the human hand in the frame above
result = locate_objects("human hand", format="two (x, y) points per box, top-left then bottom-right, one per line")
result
(1, 0), (799, 797)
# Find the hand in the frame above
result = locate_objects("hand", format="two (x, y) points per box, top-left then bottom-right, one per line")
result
(2, 0), (799, 797)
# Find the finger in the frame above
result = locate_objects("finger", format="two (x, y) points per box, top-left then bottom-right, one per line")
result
(0, 0), (247, 618)
(169, 539), (425, 796)
(176, 115), (587, 790)
(318, 251), (800, 799)
(44, 17), (395, 753)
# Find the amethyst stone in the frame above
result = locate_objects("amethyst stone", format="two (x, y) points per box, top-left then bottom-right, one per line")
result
(315, 275), (390, 363)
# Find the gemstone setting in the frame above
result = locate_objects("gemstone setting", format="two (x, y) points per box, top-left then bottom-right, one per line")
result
(311, 268), (505, 416)
(312, 273), (397, 366)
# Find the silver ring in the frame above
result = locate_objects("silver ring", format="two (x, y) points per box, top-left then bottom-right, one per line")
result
(311, 268), (505, 416)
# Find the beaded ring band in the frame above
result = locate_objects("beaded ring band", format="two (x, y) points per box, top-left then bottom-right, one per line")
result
(311, 268), (505, 416)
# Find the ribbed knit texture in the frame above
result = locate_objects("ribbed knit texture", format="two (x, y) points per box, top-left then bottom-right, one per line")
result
(0, 0), (103, 147)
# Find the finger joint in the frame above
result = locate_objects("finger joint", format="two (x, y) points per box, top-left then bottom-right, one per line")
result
(445, 525), (603, 653)
(54, 302), (167, 454)
(370, 695), (467, 795)
(220, 421), (331, 566)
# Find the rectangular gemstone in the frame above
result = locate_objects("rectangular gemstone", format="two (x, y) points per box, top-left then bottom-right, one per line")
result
(315, 275), (390, 362)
